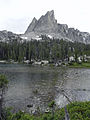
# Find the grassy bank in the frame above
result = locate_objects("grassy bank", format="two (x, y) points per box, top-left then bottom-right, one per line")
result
(67, 101), (90, 120)
(5, 108), (65, 120)
(69, 62), (90, 68)
(5, 101), (90, 120)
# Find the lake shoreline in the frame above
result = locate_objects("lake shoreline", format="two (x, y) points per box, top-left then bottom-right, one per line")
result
(68, 62), (90, 68)
(1, 59), (90, 68)
(5, 101), (90, 120)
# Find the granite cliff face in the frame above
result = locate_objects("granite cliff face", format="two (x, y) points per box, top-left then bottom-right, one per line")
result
(24, 10), (90, 44)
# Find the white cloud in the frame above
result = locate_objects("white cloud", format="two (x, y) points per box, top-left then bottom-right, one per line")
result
(0, 0), (90, 33)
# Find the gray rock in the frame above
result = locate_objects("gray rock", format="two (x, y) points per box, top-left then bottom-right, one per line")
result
(34, 10), (58, 33)
(25, 17), (37, 33)
(0, 30), (21, 42)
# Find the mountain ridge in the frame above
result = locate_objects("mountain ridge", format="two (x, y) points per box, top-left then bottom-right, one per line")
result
(0, 30), (20, 42)
(23, 10), (90, 44)
(0, 10), (90, 44)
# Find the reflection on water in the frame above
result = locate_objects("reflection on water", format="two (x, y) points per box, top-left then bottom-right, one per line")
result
(0, 64), (90, 113)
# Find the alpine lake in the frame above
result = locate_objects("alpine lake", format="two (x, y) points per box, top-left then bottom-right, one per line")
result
(0, 64), (90, 113)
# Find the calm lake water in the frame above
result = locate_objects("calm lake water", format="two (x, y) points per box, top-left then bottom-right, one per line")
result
(0, 64), (90, 113)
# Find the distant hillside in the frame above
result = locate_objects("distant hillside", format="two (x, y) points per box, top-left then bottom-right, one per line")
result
(0, 30), (21, 42)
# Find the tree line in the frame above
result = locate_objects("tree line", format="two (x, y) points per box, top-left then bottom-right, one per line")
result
(0, 37), (90, 62)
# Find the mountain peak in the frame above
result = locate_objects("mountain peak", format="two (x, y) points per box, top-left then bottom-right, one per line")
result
(25, 10), (57, 34)
(46, 10), (54, 16)
(23, 10), (90, 44)
(45, 10), (56, 23)
(25, 17), (37, 34)
(32, 17), (37, 22)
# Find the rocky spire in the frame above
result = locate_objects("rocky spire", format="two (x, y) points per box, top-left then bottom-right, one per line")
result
(23, 10), (90, 44)
(25, 10), (58, 33)
(25, 17), (37, 34)
(44, 10), (56, 23)
(33, 10), (57, 33)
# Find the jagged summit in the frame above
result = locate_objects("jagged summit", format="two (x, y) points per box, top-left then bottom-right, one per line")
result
(25, 17), (37, 33)
(46, 10), (54, 15)
(25, 10), (57, 34)
(45, 10), (55, 21)
(23, 10), (90, 44)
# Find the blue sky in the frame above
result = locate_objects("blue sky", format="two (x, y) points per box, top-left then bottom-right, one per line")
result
(0, 0), (90, 34)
